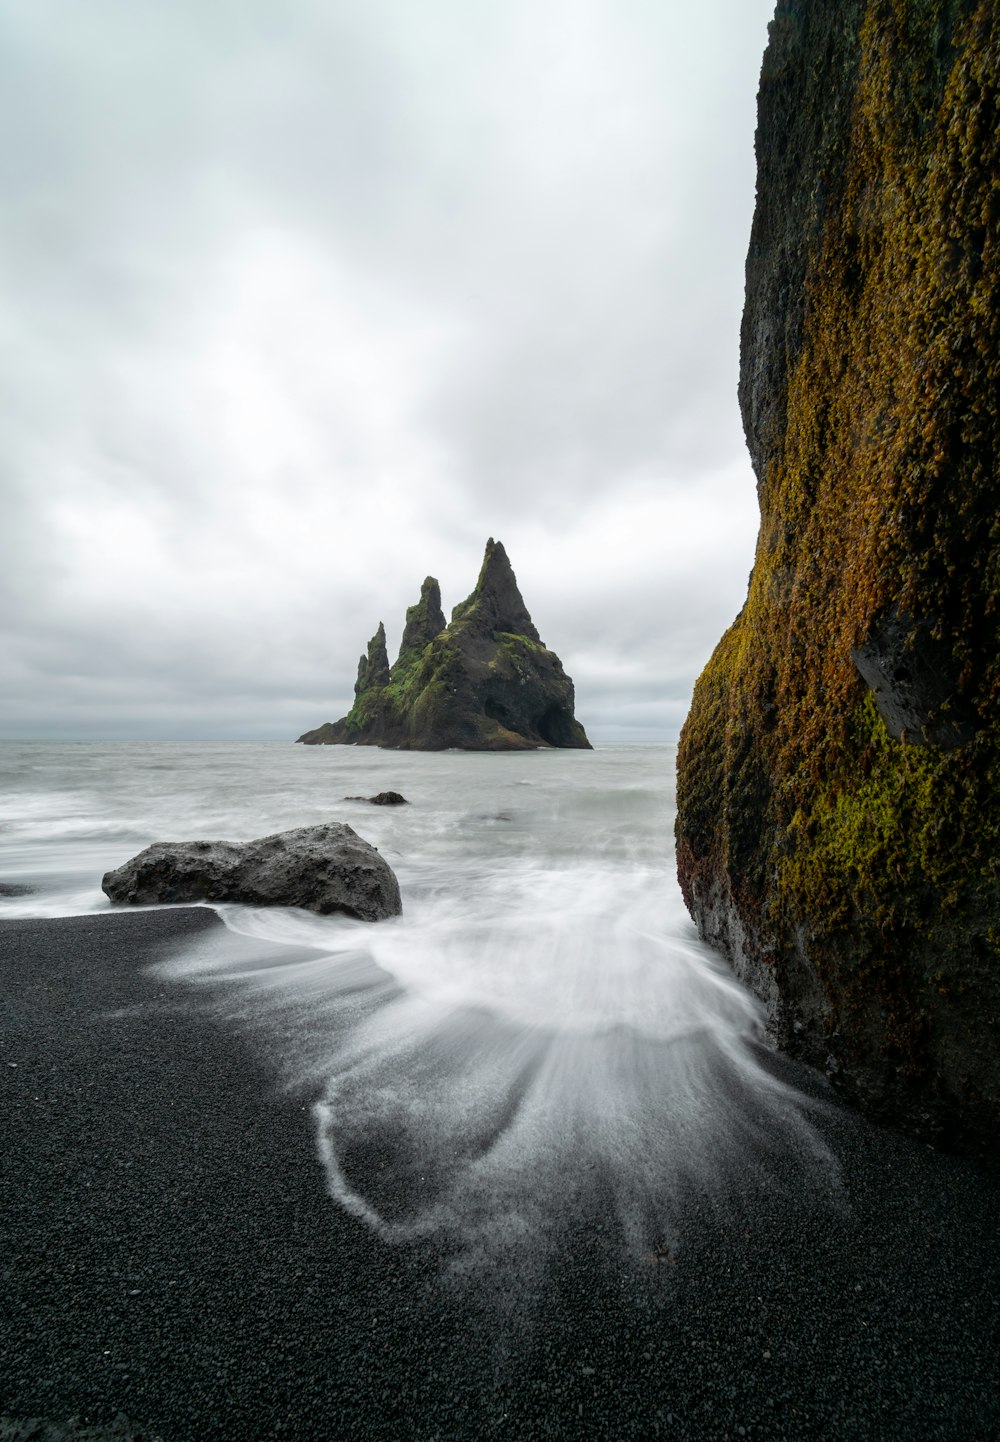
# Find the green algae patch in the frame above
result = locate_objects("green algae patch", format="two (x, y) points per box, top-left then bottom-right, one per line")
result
(676, 0), (1000, 1157)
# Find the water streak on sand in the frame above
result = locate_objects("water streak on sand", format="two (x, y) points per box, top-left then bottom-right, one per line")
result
(1, 741), (841, 1269)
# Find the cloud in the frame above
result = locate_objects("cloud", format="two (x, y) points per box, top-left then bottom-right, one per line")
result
(0, 0), (774, 741)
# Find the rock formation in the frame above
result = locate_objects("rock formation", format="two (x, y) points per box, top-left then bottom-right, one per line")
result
(102, 824), (402, 920)
(675, 1), (999, 1159)
(393, 577), (447, 680)
(344, 792), (409, 806)
(298, 539), (591, 751)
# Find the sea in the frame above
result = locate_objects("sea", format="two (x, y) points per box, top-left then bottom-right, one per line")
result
(0, 740), (837, 1271)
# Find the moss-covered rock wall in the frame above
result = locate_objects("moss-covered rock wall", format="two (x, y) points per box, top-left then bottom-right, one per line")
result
(675, 0), (999, 1157)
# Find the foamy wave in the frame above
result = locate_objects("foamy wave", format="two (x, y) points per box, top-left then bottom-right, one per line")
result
(6, 740), (841, 1281)
(0, 885), (111, 919)
(166, 857), (840, 1278)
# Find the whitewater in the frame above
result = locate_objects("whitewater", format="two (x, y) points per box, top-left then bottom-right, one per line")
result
(0, 740), (838, 1272)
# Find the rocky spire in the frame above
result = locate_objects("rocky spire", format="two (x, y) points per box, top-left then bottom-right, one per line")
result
(297, 538), (589, 750)
(392, 577), (446, 677)
(451, 538), (541, 642)
(355, 622), (390, 695)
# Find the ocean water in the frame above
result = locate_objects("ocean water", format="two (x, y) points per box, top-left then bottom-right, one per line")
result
(0, 740), (837, 1271)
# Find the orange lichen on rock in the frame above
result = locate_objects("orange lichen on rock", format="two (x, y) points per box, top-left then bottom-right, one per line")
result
(676, 0), (1000, 1157)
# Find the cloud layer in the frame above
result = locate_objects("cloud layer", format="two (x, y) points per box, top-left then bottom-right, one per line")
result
(0, 0), (774, 741)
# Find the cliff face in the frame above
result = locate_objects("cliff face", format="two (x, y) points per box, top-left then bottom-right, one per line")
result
(676, 0), (999, 1156)
(299, 539), (591, 751)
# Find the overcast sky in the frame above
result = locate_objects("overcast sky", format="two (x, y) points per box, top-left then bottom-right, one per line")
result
(1, 0), (775, 743)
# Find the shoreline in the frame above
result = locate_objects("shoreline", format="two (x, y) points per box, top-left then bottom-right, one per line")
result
(2, 907), (998, 1441)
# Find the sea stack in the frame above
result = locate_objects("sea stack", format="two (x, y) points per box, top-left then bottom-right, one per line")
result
(675, 1), (999, 1160)
(299, 539), (591, 751)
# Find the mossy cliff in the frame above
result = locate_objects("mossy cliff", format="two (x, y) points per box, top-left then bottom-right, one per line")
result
(298, 539), (591, 751)
(675, 0), (999, 1156)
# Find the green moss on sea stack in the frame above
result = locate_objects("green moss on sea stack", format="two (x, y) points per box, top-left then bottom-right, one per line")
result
(298, 539), (591, 752)
(675, 0), (1000, 1158)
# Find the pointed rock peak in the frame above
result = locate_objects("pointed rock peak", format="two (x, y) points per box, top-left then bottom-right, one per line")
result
(356, 622), (390, 695)
(418, 576), (442, 610)
(451, 538), (541, 642)
(368, 622), (390, 676)
(394, 577), (446, 673)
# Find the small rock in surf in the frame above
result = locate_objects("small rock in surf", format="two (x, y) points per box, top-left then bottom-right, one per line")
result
(344, 791), (409, 806)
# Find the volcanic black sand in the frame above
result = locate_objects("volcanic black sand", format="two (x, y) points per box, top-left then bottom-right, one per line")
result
(2, 909), (998, 1441)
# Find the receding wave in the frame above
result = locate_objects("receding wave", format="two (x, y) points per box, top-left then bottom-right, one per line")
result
(162, 856), (841, 1280)
(5, 741), (841, 1281)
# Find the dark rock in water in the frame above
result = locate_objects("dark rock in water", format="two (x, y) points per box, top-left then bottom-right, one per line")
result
(102, 824), (401, 921)
(0, 882), (34, 898)
(344, 791), (409, 806)
(298, 538), (591, 752)
(675, 1), (1000, 1164)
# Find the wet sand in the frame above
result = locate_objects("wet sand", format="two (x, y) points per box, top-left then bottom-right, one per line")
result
(1, 908), (998, 1441)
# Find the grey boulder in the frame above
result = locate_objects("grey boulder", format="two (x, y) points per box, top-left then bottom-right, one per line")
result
(101, 822), (401, 921)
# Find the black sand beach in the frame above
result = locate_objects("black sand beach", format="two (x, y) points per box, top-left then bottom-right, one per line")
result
(2, 908), (998, 1441)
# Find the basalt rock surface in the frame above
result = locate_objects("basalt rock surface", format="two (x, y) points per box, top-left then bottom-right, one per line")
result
(675, 0), (1000, 1160)
(102, 824), (401, 920)
(298, 539), (591, 751)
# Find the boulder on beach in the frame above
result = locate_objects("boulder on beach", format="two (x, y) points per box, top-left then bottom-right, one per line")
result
(297, 539), (591, 751)
(102, 823), (401, 921)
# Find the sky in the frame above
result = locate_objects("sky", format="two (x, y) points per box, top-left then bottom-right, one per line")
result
(1, 0), (776, 743)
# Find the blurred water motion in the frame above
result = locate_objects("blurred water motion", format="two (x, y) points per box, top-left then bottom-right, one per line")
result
(2, 740), (839, 1269)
